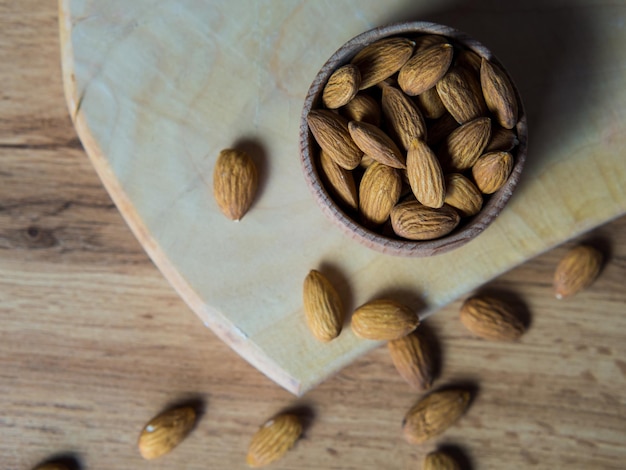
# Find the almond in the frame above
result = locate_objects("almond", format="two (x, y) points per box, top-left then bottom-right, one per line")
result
(340, 93), (381, 126)
(381, 84), (427, 150)
(319, 149), (358, 211)
(398, 43), (454, 96)
(246, 413), (302, 468)
(359, 162), (402, 226)
(553, 245), (603, 299)
(471, 151), (514, 194)
(138, 406), (196, 460)
(403, 389), (470, 444)
(480, 58), (519, 129)
(439, 117), (492, 171)
(391, 201), (460, 240)
(303, 269), (344, 342)
(213, 148), (258, 221)
(414, 34), (448, 52)
(350, 37), (415, 90)
(388, 329), (434, 391)
(460, 295), (525, 341)
(444, 173), (483, 217)
(436, 66), (487, 124)
(406, 139), (445, 208)
(485, 126), (519, 152)
(322, 64), (361, 109)
(456, 48), (483, 75)
(348, 120), (406, 169)
(307, 109), (363, 170)
(416, 86), (447, 119)
(424, 451), (461, 470)
(351, 299), (419, 340)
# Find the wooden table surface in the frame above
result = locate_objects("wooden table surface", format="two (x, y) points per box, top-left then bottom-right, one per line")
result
(1, 2), (625, 469)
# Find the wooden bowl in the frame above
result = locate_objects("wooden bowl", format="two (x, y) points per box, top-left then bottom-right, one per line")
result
(299, 21), (527, 257)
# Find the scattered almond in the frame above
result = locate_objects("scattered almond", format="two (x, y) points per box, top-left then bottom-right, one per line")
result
(303, 269), (344, 342)
(213, 149), (258, 221)
(307, 109), (363, 170)
(423, 451), (461, 470)
(403, 388), (470, 444)
(554, 245), (603, 299)
(246, 413), (302, 468)
(138, 406), (196, 460)
(381, 83), (427, 150)
(471, 151), (514, 194)
(322, 64), (361, 109)
(406, 139), (446, 208)
(388, 329), (434, 391)
(481, 58), (519, 129)
(391, 201), (460, 241)
(348, 120), (406, 169)
(350, 37), (415, 89)
(351, 299), (419, 340)
(359, 162), (402, 226)
(460, 295), (525, 341)
(444, 173), (483, 217)
(398, 43), (454, 96)
(319, 149), (358, 210)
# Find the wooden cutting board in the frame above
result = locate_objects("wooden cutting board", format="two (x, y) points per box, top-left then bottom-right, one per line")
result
(59, 0), (626, 395)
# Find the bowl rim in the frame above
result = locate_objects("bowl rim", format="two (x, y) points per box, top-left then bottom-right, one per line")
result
(299, 21), (528, 257)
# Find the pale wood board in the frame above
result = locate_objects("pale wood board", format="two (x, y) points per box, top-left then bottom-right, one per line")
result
(59, 0), (626, 394)
(2, 2), (626, 467)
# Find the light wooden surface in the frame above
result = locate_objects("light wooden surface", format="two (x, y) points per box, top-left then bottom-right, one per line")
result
(58, 0), (626, 394)
(2, 2), (626, 469)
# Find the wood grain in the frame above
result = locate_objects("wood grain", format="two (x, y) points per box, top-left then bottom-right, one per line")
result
(1, 2), (626, 469)
(58, 0), (625, 395)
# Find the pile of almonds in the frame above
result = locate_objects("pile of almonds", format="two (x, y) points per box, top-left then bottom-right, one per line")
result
(307, 34), (521, 241)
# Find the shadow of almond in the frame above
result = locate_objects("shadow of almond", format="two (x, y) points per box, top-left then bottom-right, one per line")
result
(435, 443), (475, 470)
(279, 403), (317, 437)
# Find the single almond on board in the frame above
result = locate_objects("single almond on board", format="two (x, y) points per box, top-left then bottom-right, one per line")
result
(481, 58), (519, 129)
(416, 85), (447, 119)
(359, 162), (402, 226)
(303, 269), (344, 342)
(436, 67), (487, 124)
(246, 413), (302, 468)
(398, 43), (454, 96)
(138, 406), (196, 460)
(471, 151), (514, 194)
(322, 64), (361, 109)
(423, 451), (461, 470)
(403, 389), (470, 444)
(460, 295), (525, 341)
(444, 173), (483, 217)
(388, 329), (434, 391)
(213, 148), (258, 221)
(350, 37), (415, 90)
(406, 139), (445, 208)
(340, 93), (381, 126)
(553, 245), (603, 299)
(307, 109), (363, 170)
(381, 83), (427, 150)
(391, 201), (460, 240)
(319, 149), (358, 210)
(439, 117), (492, 171)
(351, 299), (419, 341)
(485, 126), (519, 152)
(348, 120), (406, 169)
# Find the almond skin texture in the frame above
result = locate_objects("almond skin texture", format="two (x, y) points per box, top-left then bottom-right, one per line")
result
(351, 299), (419, 340)
(359, 162), (402, 226)
(213, 149), (258, 221)
(388, 329), (434, 391)
(444, 173), (483, 217)
(391, 201), (460, 240)
(414, 34), (448, 52)
(350, 37), (415, 90)
(322, 64), (361, 109)
(485, 126), (519, 152)
(381, 84), (427, 150)
(138, 406), (196, 460)
(340, 93), (381, 126)
(348, 120), (406, 169)
(398, 43), (454, 96)
(554, 245), (603, 299)
(471, 151), (514, 194)
(407, 139), (446, 208)
(423, 451), (461, 470)
(481, 58), (519, 129)
(307, 109), (363, 170)
(416, 85), (447, 119)
(246, 413), (302, 468)
(439, 117), (492, 171)
(319, 149), (358, 210)
(436, 67), (487, 124)
(403, 389), (470, 444)
(460, 295), (525, 341)
(303, 269), (344, 342)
